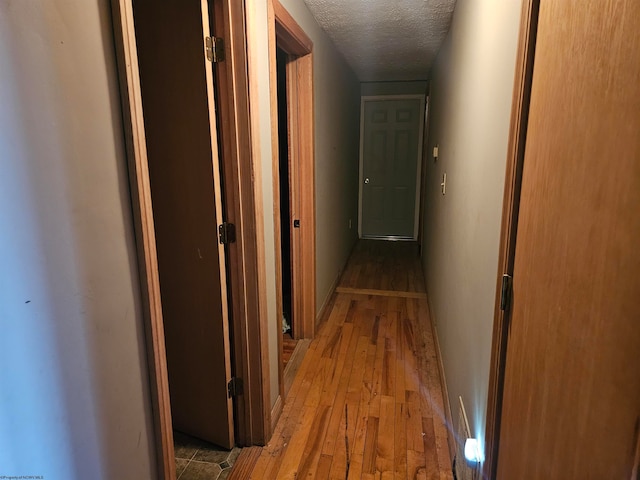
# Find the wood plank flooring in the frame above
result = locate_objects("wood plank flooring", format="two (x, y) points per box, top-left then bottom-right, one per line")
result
(245, 240), (452, 479)
(337, 240), (427, 296)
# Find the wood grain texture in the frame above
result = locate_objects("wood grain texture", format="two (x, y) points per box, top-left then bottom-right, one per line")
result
(211, 0), (268, 446)
(267, 0), (287, 410)
(228, 447), (263, 480)
(272, 0), (313, 54)
(242, 242), (453, 479)
(497, 0), (640, 478)
(272, 0), (316, 341)
(338, 240), (426, 295)
(245, 0), (274, 442)
(109, 1), (176, 477)
(132, 0), (235, 448)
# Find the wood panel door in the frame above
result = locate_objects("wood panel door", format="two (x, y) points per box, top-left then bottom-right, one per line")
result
(359, 96), (425, 239)
(497, 0), (640, 477)
(133, 0), (234, 448)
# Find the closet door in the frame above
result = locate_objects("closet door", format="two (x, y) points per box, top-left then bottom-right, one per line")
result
(134, 0), (234, 448)
(497, 0), (640, 477)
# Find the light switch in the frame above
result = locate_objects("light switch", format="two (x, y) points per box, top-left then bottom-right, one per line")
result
(433, 145), (439, 161)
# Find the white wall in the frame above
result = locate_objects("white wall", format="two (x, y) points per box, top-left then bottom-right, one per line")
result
(246, 0), (360, 407)
(0, 2), (156, 478)
(421, 0), (523, 459)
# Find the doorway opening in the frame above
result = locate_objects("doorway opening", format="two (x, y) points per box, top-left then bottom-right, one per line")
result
(270, 0), (316, 408)
(276, 47), (293, 339)
(275, 46), (298, 371)
(112, 0), (271, 476)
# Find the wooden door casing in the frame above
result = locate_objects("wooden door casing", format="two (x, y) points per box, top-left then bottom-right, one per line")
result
(133, 0), (234, 449)
(497, 0), (640, 478)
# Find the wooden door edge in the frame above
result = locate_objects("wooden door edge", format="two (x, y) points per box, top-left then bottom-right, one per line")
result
(266, 0), (286, 406)
(214, 0), (269, 446)
(109, 1), (176, 478)
(296, 53), (316, 340)
(273, 2), (316, 343)
(245, 0), (275, 444)
(483, 1), (539, 478)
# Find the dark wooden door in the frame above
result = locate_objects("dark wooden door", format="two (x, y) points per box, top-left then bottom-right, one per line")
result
(497, 0), (640, 477)
(133, 0), (234, 448)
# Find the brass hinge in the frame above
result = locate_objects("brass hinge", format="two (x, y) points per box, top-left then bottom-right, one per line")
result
(205, 36), (225, 63)
(500, 274), (513, 311)
(227, 377), (243, 398)
(218, 222), (236, 244)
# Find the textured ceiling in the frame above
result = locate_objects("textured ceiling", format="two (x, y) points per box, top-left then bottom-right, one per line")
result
(303, 0), (456, 81)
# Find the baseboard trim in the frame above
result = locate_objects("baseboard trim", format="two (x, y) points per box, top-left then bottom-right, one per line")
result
(283, 339), (311, 396)
(316, 270), (341, 327)
(426, 296), (456, 461)
(316, 239), (361, 327)
(270, 394), (283, 435)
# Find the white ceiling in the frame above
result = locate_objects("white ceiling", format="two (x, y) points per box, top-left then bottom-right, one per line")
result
(303, 0), (456, 81)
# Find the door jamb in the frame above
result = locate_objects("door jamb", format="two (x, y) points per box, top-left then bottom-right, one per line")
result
(271, 0), (315, 342)
(110, 0), (269, 477)
(266, 0), (316, 412)
(483, 1), (539, 478)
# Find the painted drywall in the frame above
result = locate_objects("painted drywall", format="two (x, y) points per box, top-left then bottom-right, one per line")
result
(421, 0), (523, 460)
(246, 0), (360, 408)
(361, 81), (428, 96)
(0, 1), (156, 478)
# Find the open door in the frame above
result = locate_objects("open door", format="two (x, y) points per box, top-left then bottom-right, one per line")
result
(132, 0), (234, 448)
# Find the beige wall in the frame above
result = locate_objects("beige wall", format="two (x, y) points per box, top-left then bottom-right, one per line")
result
(246, 0), (360, 407)
(421, 0), (523, 459)
(0, 1), (156, 478)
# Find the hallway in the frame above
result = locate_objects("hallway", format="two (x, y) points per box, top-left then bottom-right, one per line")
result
(247, 240), (453, 479)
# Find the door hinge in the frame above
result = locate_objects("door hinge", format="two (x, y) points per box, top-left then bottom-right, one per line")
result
(500, 274), (513, 311)
(205, 36), (225, 63)
(227, 377), (243, 398)
(218, 222), (236, 244)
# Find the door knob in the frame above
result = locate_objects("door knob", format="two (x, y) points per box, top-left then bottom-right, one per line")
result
(364, 178), (370, 184)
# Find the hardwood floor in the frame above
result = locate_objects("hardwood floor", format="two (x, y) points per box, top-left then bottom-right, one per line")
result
(337, 240), (427, 297)
(282, 335), (298, 368)
(245, 240), (452, 479)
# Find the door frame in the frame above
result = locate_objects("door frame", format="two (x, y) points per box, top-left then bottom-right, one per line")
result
(483, 0), (539, 478)
(358, 94), (426, 240)
(266, 0), (316, 411)
(110, 0), (271, 477)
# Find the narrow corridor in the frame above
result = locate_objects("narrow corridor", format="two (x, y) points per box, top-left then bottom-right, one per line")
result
(245, 240), (453, 479)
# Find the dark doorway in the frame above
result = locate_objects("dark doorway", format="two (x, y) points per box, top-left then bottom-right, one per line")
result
(276, 47), (295, 358)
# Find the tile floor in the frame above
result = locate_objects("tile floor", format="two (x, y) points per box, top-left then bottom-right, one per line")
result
(174, 431), (242, 480)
